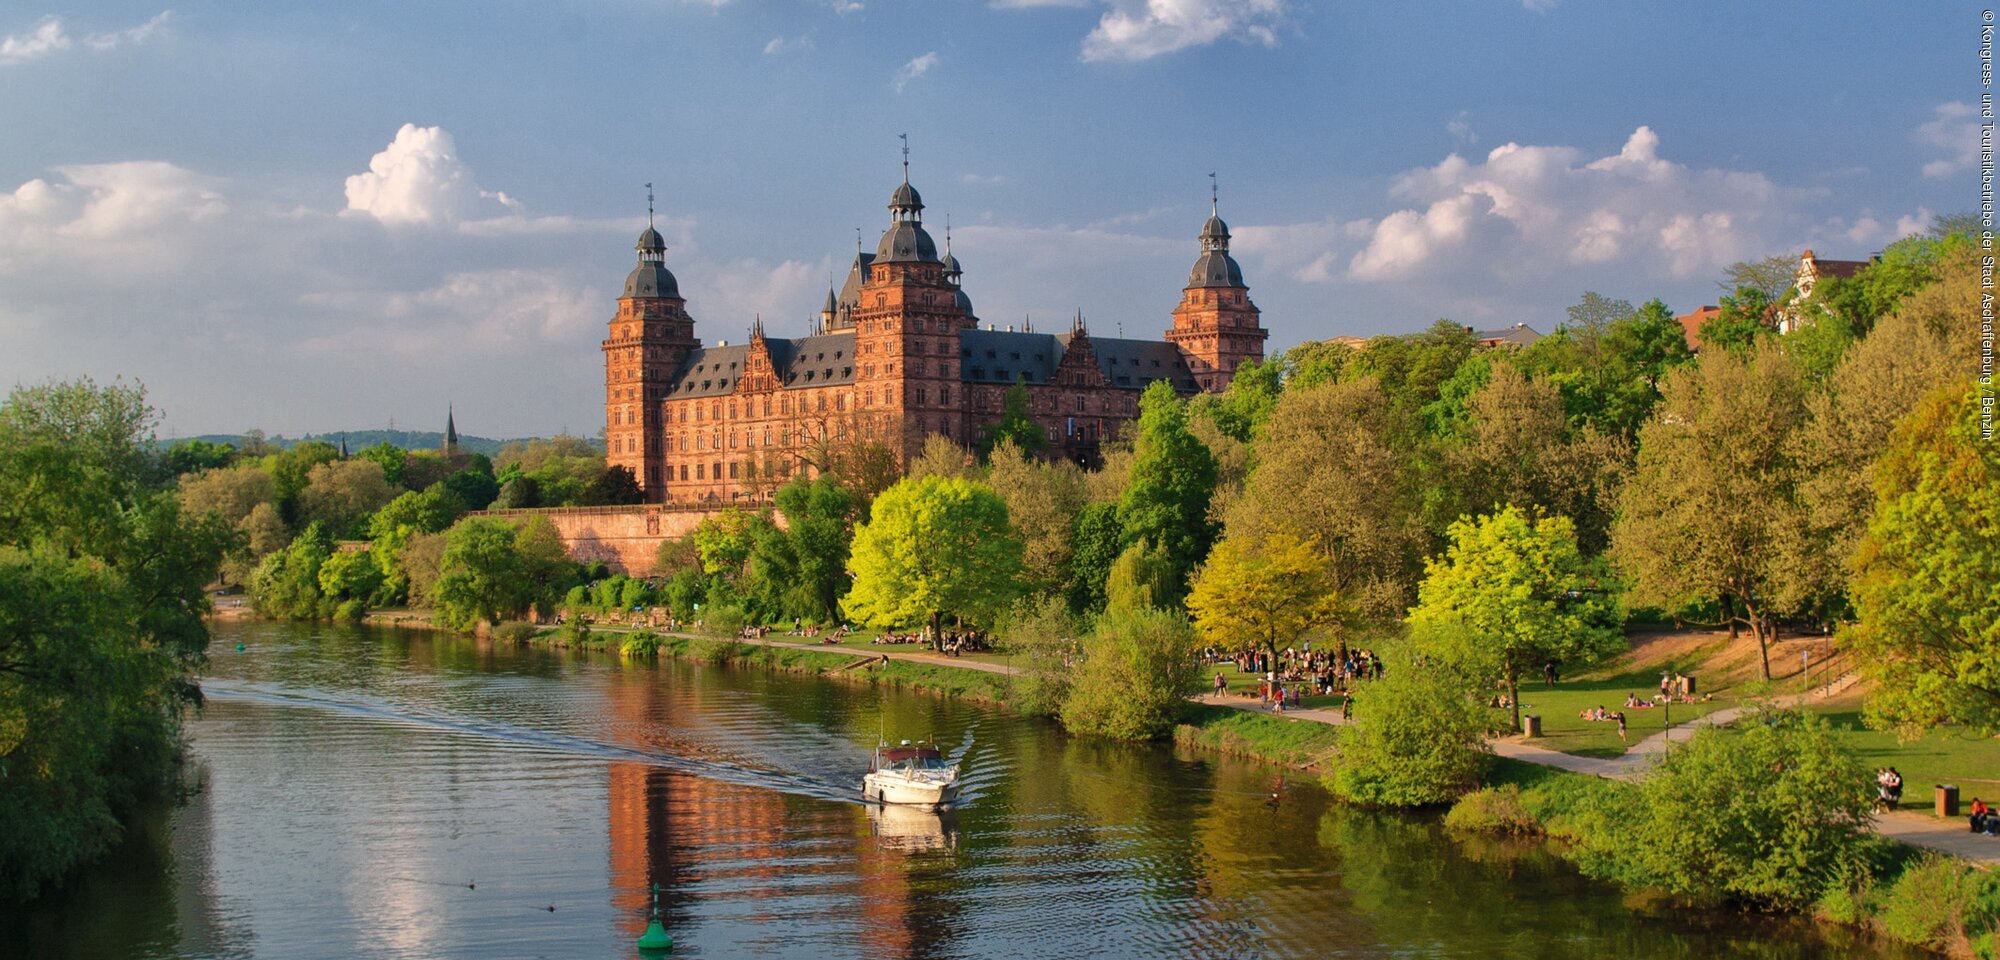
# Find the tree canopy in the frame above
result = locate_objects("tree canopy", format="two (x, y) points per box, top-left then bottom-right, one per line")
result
(842, 474), (1025, 637)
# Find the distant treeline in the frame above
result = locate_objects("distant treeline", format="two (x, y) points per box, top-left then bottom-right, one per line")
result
(156, 430), (602, 458)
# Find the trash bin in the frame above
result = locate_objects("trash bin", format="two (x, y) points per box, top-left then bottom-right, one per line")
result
(1938, 784), (1960, 818)
(1681, 674), (1696, 696)
(1521, 715), (1542, 738)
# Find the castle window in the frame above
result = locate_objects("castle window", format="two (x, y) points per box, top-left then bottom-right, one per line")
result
(985, 350), (996, 359)
(730, 432), (738, 449)
(997, 370), (1008, 381)
(805, 371), (815, 381)
(836, 395), (846, 412)
(843, 367), (852, 378)
(1152, 360), (1161, 367)
(763, 400), (771, 417)
(961, 348), (971, 357)
(763, 426), (772, 445)
(680, 465), (689, 481)
(1010, 352), (1020, 360)
(697, 435), (705, 450)
(696, 463), (704, 479)
(916, 387), (928, 405)
(817, 395), (826, 411)
(1075, 396), (1085, 413)
(729, 462), (739, 479)
(940, 387), (951, 405)
(729, 402), (737, 419)
(713, 461), (722, 480)
(972, 367), (983, 379)
(695, 406), (703, 422)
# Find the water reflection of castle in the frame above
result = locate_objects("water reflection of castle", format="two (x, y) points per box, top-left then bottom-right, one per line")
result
(601, 680), (963, 957)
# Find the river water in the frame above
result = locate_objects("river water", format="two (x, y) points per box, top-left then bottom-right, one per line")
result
(4, 621), (1916, 960)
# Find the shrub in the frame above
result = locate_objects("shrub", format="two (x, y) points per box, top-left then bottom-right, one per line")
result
(1059, 605), (1200, 740)
(492, 621), (538, 644)
(1878, 854), (2000, 955)
(997, 596), (1081, 718)
(699, 603), (748, 639)
(1443, 786), (1540, 835)
(621, 632), (663, 657)
(1323, 633), (1493, 808)
(1561, 709), (1872, 911)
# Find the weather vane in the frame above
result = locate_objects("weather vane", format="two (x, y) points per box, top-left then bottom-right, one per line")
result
(645, 182), (655, 226)
(899, 133), (909, 181)
(1209, 172), (1217, 214)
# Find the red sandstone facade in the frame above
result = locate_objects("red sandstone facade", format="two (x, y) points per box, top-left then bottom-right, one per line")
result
(605, 172), (1268, 503)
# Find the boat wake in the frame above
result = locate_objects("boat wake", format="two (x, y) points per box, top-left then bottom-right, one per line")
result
(200, 679), (869, 806)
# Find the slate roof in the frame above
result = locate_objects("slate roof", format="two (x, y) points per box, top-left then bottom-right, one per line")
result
(957, 329), (1198, 391)
(664, 332), (857, 399)
(1471, 324), (1541, 348)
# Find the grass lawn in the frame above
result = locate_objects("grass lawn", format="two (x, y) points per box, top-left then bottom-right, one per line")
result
(1813, 709), (2000, 817)
(1515, 685), (1736, 758)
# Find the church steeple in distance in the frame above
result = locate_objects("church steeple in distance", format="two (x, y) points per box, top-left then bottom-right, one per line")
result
(443, 404), (460, 457)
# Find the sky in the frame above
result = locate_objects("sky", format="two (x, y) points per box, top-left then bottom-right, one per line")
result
(0, 0), (1978, 438)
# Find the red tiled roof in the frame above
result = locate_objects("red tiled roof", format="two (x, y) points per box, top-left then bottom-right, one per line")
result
(1674, 305), (1721, 352)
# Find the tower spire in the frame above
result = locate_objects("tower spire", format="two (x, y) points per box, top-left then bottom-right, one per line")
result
(899, 132), (910, 183)
(646, 182), (655, 228)
(1209, 172), (1217, 216)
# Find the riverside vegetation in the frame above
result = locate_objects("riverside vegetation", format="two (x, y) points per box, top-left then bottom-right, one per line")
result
(9, 223), (1993, 955)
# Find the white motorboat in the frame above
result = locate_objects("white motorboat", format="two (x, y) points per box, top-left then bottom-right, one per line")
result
(862, 739), (959, 810)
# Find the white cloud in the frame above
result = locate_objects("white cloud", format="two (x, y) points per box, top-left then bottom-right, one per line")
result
(990, 0), (1091, 7)
(1338, 126), (1797, 282)
(828, 0), (864, 14)
(960, 172), (1009, 185)
(1522, 0), (1558, 11)
(0, 161), (224, 270)
(893, 51), (938, 92)
(763, 34), (812, 55)
(1917, 101), (1980, 179)
(343, 123), (638, 236)
(343, 124), (485, 225)
(1080, 0), (1289, 62)
(0, 11), (170, 65)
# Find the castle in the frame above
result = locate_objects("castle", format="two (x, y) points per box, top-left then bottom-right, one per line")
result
(602, 163), (1268, 504)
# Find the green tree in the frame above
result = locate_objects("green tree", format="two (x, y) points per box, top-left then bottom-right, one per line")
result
(1227, 377), (1423, 620)
(1718, 254), (1798, 302)
(979, 378), (1048, 456)
(986, 440), (1086, 598)
(1614, 342), (1807, 678)
(583, 464), (643, 506)
(0, 379), (229, 899)
(1103, 539), (1175, 616)
(843, 475), (1025, 639)
(1410, 507), (1624, 732)
(1187, 531), (1344, 669)
(772, 476), (854, 621)
(351, 441), (408, 487)
(1441, 363), (1628, 555)
(691, 510), (758, 578)
(1191, 357), (1282, 443)
(1698, 285), (1778, 353)
(432, 519), (538, 630)
(494, 475), (541, 509)
(266, 439), (340, 521)
(1059, 605), (1201, 740)
(1118, 381), (1216, 608)
(441, 465), (499, 512)
(298, 459), (397, 538)
(251, 522), (336, 620)
(1847, 384), (2000, 734)
(163, 438), (236, 475)
(316, 548), (384, 619)
(1066, 502), (1124, 614)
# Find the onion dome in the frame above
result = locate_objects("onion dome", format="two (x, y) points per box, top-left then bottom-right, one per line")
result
(1186, 206), (1243, 289)
(624, 224), (680, 298)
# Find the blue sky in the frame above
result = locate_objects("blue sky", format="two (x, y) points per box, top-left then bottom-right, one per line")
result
(0, 0), (1975, 437)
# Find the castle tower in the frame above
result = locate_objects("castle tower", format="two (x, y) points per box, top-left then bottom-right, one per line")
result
(604, 195), (698, 501)
(1167, 186), (1266, 390)
(850, 147), (971, 461)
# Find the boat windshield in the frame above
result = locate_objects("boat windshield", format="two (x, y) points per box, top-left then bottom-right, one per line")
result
(879, 746), (949, 770)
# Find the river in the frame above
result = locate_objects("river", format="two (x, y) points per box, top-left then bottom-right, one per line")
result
(3, 621), (1918, 959)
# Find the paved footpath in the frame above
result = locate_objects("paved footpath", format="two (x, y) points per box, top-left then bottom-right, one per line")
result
(1191, 692), (1999, 866)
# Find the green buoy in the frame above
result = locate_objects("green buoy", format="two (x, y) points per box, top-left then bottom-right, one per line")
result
(636, 882), (673, 954)
(236, 644), (245, 652)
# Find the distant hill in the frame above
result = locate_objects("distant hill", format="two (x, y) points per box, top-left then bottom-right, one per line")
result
(165, 431), (602, 459)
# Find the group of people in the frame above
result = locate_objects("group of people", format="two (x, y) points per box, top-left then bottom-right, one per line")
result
(1577, 705), (1630, 742)
(1200, 644), (1382, 700)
